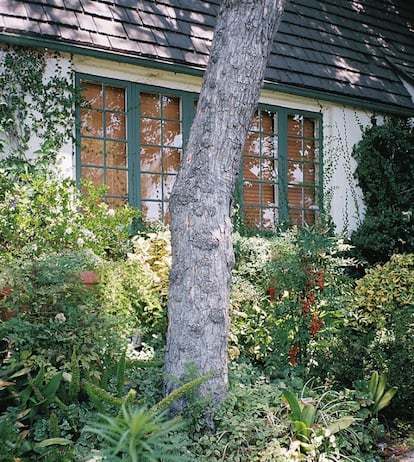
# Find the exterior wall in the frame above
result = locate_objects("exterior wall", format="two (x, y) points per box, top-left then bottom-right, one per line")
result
(3, 49), (376, 234)
(0, 49), (74, 176)
(321, 106), (372, 234)
(73, 54), (372, 233)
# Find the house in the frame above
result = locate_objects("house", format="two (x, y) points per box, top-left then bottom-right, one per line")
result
(0, 0), (413, 233)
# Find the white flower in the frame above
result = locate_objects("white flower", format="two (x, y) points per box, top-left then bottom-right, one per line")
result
(107, 208), (116, 217)
(77, 237), (84, 246)
(65, 227), (73, 235)
(55, 313), (66, 323)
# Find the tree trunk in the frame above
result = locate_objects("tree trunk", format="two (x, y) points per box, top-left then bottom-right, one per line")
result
(164, 0), (288, 416)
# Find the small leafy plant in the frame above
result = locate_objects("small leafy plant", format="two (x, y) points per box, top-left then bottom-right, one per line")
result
(85, 403), (186, 462)
(282, 388), (355, 455)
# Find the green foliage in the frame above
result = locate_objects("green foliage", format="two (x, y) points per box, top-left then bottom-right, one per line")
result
(361, 371), (398, 416)
(184, 362), (385, 461)
(231, 223), (355, 374)
(99, 229), (171, 338)
(351, 117), (414, 264)
(352, 254), (414, 415)
(0, 174), (138, 260)
(354, 254), (414, 328)
(85, 403), (186, 462)
(0, 251), (129, 415)
(0, 45), (74, 165)
(282, 387), (355, 458)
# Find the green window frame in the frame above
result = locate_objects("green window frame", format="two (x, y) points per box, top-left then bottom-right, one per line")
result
(75, 73), (322, 229)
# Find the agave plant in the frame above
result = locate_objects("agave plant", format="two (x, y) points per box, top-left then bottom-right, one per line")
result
(85, 403), (186, 462)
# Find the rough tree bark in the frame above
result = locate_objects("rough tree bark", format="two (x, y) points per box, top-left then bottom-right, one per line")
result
(164, 0), (288, 415)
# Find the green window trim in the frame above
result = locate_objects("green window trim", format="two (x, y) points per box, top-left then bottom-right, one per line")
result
(75, 72), (323, 229)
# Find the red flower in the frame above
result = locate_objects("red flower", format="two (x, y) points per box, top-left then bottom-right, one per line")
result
(301, 299), (310, 317)
(266, 286), (276, 302)
(310, 314), (324, 337)
(307, 291), (316, 306)
(288, 343), (300, 366)
(315, 269), (325, 290)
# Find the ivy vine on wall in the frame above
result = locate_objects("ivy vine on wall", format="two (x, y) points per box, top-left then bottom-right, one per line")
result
(0, 45), (76, 170)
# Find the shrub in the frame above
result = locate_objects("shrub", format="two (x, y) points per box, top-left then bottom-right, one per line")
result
(351, 117), (414, 265)
(85, 402), (186, 462)
(0, 251), (127, 388)
(0, 172), (138, 261)
(351, 254), (414, 417)
(231, 224), (356, 375)
(99, 229), (172, 340)
(184, 361), (385, 461)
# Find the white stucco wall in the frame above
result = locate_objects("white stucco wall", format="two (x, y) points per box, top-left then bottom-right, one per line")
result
(3, 50), (383, 234)
(0, 49), (74, 176)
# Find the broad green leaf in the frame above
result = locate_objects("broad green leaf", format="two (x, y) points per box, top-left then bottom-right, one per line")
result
(327, 416), (354, 434)
(42, 372), (62, 397)
(374, 374), (387, 403)
(35, 438), (72, 448)
(301, 404), (316, 427)
(368, 371), (378, 397)
(372, 387), (398, 414)
(282, 389), (303, 421)
(10, 367), (31, 378)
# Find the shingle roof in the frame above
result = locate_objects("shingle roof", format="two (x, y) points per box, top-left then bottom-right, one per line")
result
(1, 0), (413, 113)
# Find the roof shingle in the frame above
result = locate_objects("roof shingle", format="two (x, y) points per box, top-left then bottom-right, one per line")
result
(0, 0), (413, 112)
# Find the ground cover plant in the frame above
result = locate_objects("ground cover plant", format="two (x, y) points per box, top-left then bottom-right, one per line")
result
(2, 44), (412, 460)
(1, 173), (412, 461)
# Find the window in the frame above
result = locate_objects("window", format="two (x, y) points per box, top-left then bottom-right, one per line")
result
(76, 75), (321, 229)
(79, 81), (128, 207)
(139, 92), (182, 223)
(240, 108), (320, 228)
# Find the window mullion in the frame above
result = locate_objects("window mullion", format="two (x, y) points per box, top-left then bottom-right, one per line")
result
(181, 93), (195, 151)
(278, 109), (288, 224)
(128, 82), (140, 208)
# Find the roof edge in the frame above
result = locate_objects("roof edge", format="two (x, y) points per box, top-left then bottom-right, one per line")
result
(1, 33), (414, 117)
(264, 82), (414, 116)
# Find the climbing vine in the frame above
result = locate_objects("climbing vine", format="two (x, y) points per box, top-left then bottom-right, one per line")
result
(351, 116), (414, 264)
(0, 45), (76, 170)
(321, 106), (365, 233)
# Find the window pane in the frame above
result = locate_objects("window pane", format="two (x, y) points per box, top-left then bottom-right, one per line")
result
(243, 156), (260, 180)
(80, 109), (103, 137)
(141, 93), (160, 117)
(106, 113), (126, 139)
(262, 206), (277, 229)
(81, 138), (103, 165)
(141, 173), (162, 200)
(141, 146), (162, 172)
(163, 174), (175, 197)
(162, 120), (181, 146)
(141, 201), (162, 222)
(244, 132), (261, 156)
(105, 85), (125, 111)
(141, 118), (161, 144)
(163, 148), (180, 174)
(81, 166), (104, 185)
(161, 95), (180, 120)
(79, 81), (128, 204)
(107, 141), (127, 168)
(288, 162), (304, 184)
(107, 169), (127, 197)
(81, 82), (103, 108)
